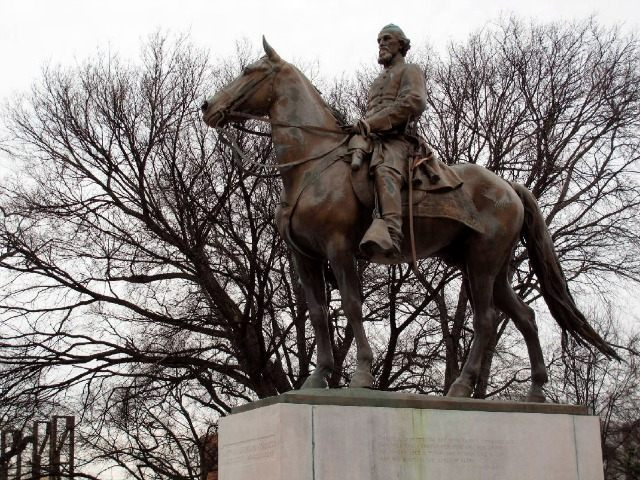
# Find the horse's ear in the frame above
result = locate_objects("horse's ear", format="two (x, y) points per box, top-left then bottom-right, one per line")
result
(262, 36), (282, 63)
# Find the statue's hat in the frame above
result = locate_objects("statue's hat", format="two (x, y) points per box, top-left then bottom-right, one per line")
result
(380, 24), (406, 36)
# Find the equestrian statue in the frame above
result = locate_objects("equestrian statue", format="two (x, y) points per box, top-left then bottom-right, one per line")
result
(201, 25), (618, 402)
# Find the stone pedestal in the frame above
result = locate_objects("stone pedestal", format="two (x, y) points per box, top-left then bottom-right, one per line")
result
(219, 389), (604, 480)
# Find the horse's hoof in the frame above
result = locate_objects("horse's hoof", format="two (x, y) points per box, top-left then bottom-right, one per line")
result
(301, 374), (328, 390)
(525, 387), (546, 403)
(446, 381), (473, 398)
(349, 370), (375, 388)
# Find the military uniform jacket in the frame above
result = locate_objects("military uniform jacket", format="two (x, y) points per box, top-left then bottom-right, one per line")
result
(365, 58), (427, 134)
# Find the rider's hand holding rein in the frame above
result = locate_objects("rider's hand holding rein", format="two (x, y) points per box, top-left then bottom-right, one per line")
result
(344, 119), (372, 138)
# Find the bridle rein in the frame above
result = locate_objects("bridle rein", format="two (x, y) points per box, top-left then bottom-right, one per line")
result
(207, 58), (349, 171)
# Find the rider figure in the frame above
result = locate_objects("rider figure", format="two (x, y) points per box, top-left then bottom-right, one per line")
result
(349, 24), (427, 257)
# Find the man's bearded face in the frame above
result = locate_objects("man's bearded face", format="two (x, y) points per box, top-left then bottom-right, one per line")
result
(377, 32), (402, 66)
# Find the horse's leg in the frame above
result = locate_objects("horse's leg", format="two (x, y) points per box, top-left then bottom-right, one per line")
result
(493, 264), (548, 402)
(327, 246), (374, 388)
(447, 262), (499, 398)
(295, 254), (334, 389)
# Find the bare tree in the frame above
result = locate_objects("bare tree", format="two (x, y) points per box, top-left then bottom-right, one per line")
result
(415, 18), (640, 397)
(0, 34), (303, 478)
(1, 18), (639, 478)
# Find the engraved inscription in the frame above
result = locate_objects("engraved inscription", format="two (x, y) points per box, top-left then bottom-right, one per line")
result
(221, 434), (278, 466)
(378, 436), (506, 470)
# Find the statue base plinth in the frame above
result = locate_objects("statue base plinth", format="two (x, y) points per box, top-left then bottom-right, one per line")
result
(219, 389), (603, 480)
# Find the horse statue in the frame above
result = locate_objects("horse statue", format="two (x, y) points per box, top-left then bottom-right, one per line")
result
(201, 38), (617, 402)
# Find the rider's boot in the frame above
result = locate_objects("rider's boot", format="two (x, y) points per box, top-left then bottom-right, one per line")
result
(375, 166), (403, 257)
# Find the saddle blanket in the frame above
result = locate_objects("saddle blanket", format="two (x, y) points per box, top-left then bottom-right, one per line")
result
(351, 158), (484, 234)
(403, 187), (484, 233)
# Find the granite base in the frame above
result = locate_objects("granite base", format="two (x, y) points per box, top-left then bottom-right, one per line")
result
(219, 389), (603, 480)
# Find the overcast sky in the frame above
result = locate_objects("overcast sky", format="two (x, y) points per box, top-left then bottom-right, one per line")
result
(1, 0), (640, 102)
(1, 1), (638, 325)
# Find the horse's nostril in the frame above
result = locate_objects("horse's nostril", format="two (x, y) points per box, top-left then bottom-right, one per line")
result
(201, 100), (209, 112)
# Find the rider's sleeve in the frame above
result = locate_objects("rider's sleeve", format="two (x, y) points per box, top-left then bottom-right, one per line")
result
(365, 64), (427, 133)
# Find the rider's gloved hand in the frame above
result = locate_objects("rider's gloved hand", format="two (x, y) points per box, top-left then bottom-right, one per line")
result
(344, 119), (371, 137)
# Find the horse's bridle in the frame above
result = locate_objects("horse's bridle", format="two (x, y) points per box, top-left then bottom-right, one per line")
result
(211, 58), (349, 171)
(214, 60), (281, 126)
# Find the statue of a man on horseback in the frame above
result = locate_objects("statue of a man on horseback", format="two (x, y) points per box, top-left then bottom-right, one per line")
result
(201, 28), (618, 401)
(348, 24), (427, 258)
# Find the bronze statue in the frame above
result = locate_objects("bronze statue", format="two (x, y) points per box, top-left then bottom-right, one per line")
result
(347, 24), (427, 258)
(201, 30), (618, 402)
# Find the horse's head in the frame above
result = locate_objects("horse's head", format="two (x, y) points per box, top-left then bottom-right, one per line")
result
(202, 37), (284, 128)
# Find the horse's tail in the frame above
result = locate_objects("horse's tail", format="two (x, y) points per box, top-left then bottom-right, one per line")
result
(510, 182), (620, 360)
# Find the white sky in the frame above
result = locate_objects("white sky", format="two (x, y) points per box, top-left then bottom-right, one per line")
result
(0, 0), (639, 324)
(1, 0), (640, 102)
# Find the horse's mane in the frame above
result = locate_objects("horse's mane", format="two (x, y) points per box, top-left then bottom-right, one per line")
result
(318, 92), (348, 126)
(288, 63), (348, 127)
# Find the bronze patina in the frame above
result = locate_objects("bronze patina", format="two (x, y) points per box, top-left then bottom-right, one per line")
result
(201, 30), (618, 402)
(347, 24), (427, 258)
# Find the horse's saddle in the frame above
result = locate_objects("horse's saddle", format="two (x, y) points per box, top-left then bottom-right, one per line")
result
(350, 154), (484, 233)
